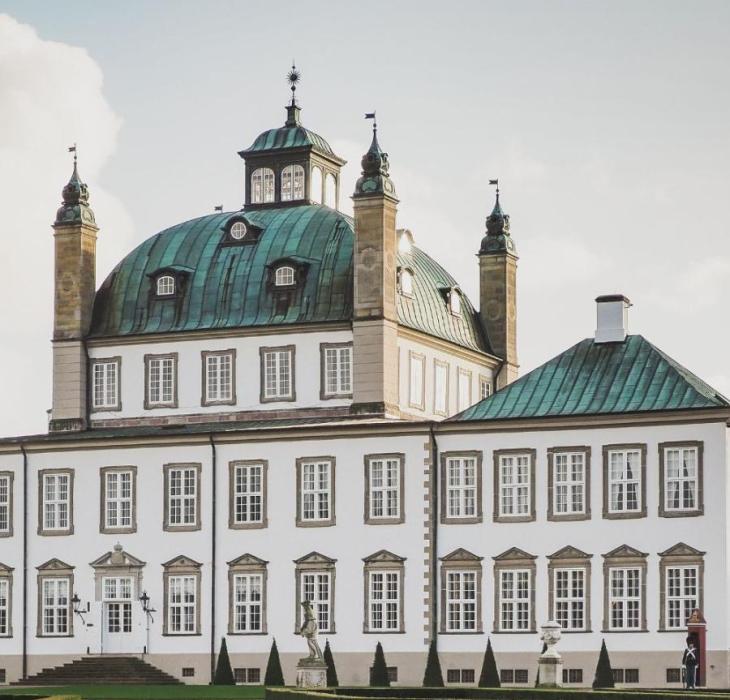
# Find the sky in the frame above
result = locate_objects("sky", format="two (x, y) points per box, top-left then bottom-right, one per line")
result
(0, 0), (729, 436)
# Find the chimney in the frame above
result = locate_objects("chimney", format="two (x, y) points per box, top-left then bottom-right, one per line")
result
(595, 295), (631, 343)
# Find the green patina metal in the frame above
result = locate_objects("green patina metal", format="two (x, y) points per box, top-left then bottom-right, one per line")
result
(90, 204), (489, 355)
(454, 335), (729, 421)
(242, 124), (335, 156)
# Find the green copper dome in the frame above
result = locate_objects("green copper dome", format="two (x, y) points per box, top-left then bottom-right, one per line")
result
(242, 124), (336, 157)
(89, 204), (489, 355)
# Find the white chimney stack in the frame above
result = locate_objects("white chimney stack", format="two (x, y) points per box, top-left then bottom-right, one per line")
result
(595, 294), (631, 343)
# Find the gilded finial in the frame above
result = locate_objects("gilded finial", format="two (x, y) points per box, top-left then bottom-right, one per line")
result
(287, 62), (301, 106)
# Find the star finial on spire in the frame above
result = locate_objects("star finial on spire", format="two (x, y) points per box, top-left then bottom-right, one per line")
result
(287, 62), (301, 106)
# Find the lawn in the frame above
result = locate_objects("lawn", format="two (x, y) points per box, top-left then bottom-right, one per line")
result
(5, 686), (264, 700)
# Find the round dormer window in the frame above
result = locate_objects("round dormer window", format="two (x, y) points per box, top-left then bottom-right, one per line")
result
(230, 221), (248, 240)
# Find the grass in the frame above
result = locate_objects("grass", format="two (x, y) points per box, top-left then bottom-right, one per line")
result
(4, 686), (264, 700)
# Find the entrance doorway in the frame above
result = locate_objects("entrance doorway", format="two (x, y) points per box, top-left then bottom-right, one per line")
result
(101, 576), (134, 653)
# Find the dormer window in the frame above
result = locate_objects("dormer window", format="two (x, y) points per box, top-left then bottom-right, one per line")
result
(230, 221), (248, 240)
(281, 165), (305, 201)
(156, 275), (175, 296)
(275, 266), (296, 287)
(398, 229), (414, 255)
(449, 289), (462, 316)
(399, 268), (414, 297)
(251, 168), (275, 204)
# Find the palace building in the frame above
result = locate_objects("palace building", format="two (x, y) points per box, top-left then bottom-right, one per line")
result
(0, 75), (728, 689)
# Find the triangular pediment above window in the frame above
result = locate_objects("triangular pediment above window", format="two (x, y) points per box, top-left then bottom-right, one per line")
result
(547, 545), (592, 561)
(162, 555), (202, 569)
(363, 549), (406, 564)
(603, 544), (648, 560)
(440, 548), (482, 563)
(493, 547), (537, 562)
(227, 553), (269, 568)
(36, 558), (74, 572)
(294, 551), (337, 566)
(0, 561), (14, 573)
(659, 542), (706, 558)
(90, 544), (145, 569)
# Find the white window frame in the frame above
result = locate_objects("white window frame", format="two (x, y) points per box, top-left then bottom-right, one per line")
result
(445, 456), (477, 519)
(608, 449), (642, 514)
(146, 354), (177, 408)
(322, 344), (352, 398)
(281, 164), (305, 201)
(156, 275), (175, 296)
(103, 470), (133, 530)
(102, 576), (133, 634)
(0, 578), (9, 636)
(666, 566), (698, 630)
(42, 577), (70, 636)
(663, 446), (699, 513)
(0, 473), (11, 535)
(445, 570), (477, 632)
(479, 378), (491, 400)
(232, 462), (264, 526)
(367, 456), (401, 521)
(434, 361), (449, 416)
(274, 266), (296, 287)
(300, 459), (332, 523)
(408, 352), (425, 410)
(261, 347), (294, 401)
(167, 466), (198, 528)
(449, 290), (462, 315)
(301, 571), (332, 633)
(553, 452), (586, 516)
(553, 568), (586, 631)
(608, 567), (642, 631)
(41, 471), (72, 533)
(399, 268), (414, 296)
(168, 575), (197, 635)
(368, 570), (400, 632)
(498, 453), (531, 517)
(91, 359), (120, 410)
(457, 368), (472, 412)
(251, 168), (275, 204)
(229, 221), (248, 240)
(204, 351), (234, 405)
(499, 569), (531, 632)
(232, 573), (263, 633)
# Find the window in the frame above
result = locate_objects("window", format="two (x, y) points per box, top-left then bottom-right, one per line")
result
(449, 290), (462, 315)
(447, 669), (475, 683)
(164, 464), (201, 531)
(297, 458), (335, 526)
(144, 353), (178, 409)
(408, 352), (425, 410)
(446, 571), (477, 631)
(0, 576), (10, 636)
(100, 467), (136, 534)
(660, 442), (703, 516)
(548, 448), (590, 520)
(202, 350), (235, 406)
(479, 377), (491, 400)
(563, 669), (584, 684)
(553, 569), (586, 631)
(608, 567), (641, 630)
(499, 569), (531, 631)
(168, 576), (196, 634)
(500, 669), (528, 684)
(441, 453), (482, 523)
(494, 450), (535, 522)
(667, 668), (682, 683)
(41, 578), (70, 636)
(91, 358), (120, 411)
(281, 164), (305, 201)
(368, 571), (400, 631)
(434, 361), (449, 416)
(274, 265), (295, 287)
(182, 668), (195, 678)
(310, 166), (322, 204)
(235, 668), (261, 684)
(456, 368), (471, 412)
(156, 275), (175, 296)
(232, 573), (263, 633)
(102, 576), (133, 633)
(666, 566), (698, 629)
(613, 669), (639, 684)
(251, 168), (275, 204)
(0, 473), (12, 536)
(260, 346), (295, 402)
(603, 444), (646, 518)
(321, 343), (353, 399)
(230, 221), (248, 240)
(229, 461), (266, 528)
(365, 454), (403, 524)
(295, 552), (336, 633)
(302, 572), (332, 632)
(399, 268), (413, 296)
(39, 470), (73, 534)
(324, 173), (336, 208)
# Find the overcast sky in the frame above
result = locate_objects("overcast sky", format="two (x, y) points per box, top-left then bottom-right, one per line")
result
(1, 1), (729, 436)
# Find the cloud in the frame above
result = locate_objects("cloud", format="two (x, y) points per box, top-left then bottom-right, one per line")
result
(0, 14), (133, 435)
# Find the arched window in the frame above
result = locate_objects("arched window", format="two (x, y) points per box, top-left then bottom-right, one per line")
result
(156, 275), (175, 296)
(399, 269), (413, 297)
(275, 266), (296, 287)
(310, 166), (323, 204)
(324, 173), (337, 208)
(251, 168), (275, 204)
(281, 165), (305, 201)
(450, 290), (462, 315)
(230, 221), (248, 240)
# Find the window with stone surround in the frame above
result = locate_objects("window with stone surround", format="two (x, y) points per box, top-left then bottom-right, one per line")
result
(493, 450), (536, 523)
(36, 559), (74, 637)
(229, 461), (267, 529)
(547, 447), (590, 521)
(228, 554), (267, 635)
(144, 353), (178, 409)
(295, 552), (336, 633)
(0, 564), (12, 636)
(659, 442), (703, 517)
(38, 469), (74, 535)
(441, 452), (482, 524)
(659, 543), (704, 631)
(440, 548), (483, 633)
(296, 457), (335, 527)
(602, 545), (648, 632)
(91, 357), (121, 411)
(163, 464), (201, 532)
(548, 546), (592, 632)
(260, 346), (295, 402)
(100, 467), (136, 534)
(320, 343), (353, 399)
(163, 556), (201, 635)
(479, 376), (491, 400)
(364, 454), (404, 525)
(398, 268), (414, 297)
(0, 472), (13, 537)
(202, 350), (236, 406)
(602, 444), (646, 518)
(363, 551), (405, 633)
(493, 548), (536, 633)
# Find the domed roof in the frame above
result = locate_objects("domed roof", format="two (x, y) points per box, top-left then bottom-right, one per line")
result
(243, 124), (336, 157)
(90, 204), (489, 355)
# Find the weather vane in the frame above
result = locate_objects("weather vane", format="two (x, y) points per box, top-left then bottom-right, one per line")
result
(68, 143), (78, 166)
(489, 178), (499, 196)
(287, 62), (301, 104)
(365, 111), (377, 131)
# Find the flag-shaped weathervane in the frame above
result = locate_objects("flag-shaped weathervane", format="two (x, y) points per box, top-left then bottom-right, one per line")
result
(365, 111), (377, 130)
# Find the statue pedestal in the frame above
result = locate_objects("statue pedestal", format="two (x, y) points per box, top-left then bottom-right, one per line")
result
(537, 656), (563, 688)
(296, 660), (328, 688)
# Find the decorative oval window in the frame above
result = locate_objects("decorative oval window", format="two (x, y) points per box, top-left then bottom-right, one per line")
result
(156, 275), (175, 296)
(275, 266), (295, 287)
(230, 221), (248, 240)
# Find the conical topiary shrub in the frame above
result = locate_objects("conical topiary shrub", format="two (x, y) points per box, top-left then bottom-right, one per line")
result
(213, 637), (235, 685)
(370, 642), (390, 687)
(478, 638), (500, 688)
(324, 640), (339, 687)
(422, 639), (444, 687)
(592, 640), (615, 689)
(264, 638), (285, 686)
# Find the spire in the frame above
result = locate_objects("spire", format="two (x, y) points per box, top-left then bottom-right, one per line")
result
(480, 179), (515, 255)
(55, 146), (96, 227)
(353, 112), (397, 199)
(285, 63), (302, 127)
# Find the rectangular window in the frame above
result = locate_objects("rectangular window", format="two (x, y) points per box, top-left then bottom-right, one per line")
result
(434, 361), (449, 416)
(0, 579), (9, 636)
(322, 344), (352, 398)
(232, 573), (263, 633)
(232, 463), (264, 526)
(613, 668), (640, 684)
(368, 571), (400, 631)
(0, 473), (11, 535)
(41, 471), (72, 533)
(666, 566), (698, 629)
(145, 354), (177, 408)
(182, 668), (195, 678)
(499, 453), (531, 517)
(91, 359), (120, 410)
(166, 466), (199, 529)
(663, 446), (698, 512)
(299, 459), (332, 523)
(168, 575), (196, 634)
(553, 452), (585, 515)
(42, 578), (69, 635)
(479, 378), (491, 400)
(608, 449), (642, 513)
(203, 351), (234, 405)
(501, 669), (528, 684)
(563, 669), (583, 684)
(301, 572), (331, 632)
(367, 456), (401, 521)
(667, 668), (682, 683)
(409, 353), (425, 410)
(261, 347), (294, 401)
(553, 568), (585, 631)
(446, 456), (477, 519)
(457, 368), (471, 412)
(234, 668), (261, 684)
(447, 669), (475, 683)
(446, 571), (477, 631)
(499, 569), (530, 631)
(103, 470), (133, 531)
(609, 567), (641, 630)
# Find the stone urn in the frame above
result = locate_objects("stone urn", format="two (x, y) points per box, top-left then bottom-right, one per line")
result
(537, 620), (563, 687)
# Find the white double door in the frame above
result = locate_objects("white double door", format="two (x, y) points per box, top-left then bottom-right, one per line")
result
(101, 576), (136, 653)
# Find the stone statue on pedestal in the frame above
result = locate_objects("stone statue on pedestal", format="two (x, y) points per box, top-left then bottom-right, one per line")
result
(537, 620), (563, 688)
(296, 600), (328, 688)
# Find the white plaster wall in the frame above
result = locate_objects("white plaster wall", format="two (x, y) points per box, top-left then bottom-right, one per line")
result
(88, 329), (354, 420)
(436, 420), (728, 655)
(0, 451), (23, 660)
